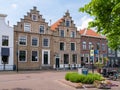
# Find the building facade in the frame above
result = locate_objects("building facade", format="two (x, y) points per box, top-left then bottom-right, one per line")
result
(0, 14), (14, 70)
(14, 7), (53, 70)
(51, 11), (81, 69)
(80, 29), (107, 67)
(14, 7), (81, 70)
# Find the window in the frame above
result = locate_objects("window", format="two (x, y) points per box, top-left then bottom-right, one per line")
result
(40, 25), (44, 34)
(32, 51), (38, 61)
(102, 44), (105, 51)
(2, 36), (9, 46)
(82, 41), (86, 50)
(60, 30), (64, 37)
(108, 48), (112, 54)
(19, 36), (27, 45)
(89, 42), (92, 50)
(32, 14), (37, 21)
(72, 54), (77, 63)
(71, 31), (75, 38)
(32, 37), (38, 46)
(2, 56), (9, 64)
(71, 43), (75, 51)
(96, 43), (100, 50)
(85, 54), (89, 63)
(64, 54), (69, 64)
(43, 38), (49, 47)
(44, 51), (48, 64)
(66, 20), (70, 27)
(19, 50), (26, 62)
(24, 23), (31, 32)
(117, 50), (120, 57)
(60, 42), (64, 50)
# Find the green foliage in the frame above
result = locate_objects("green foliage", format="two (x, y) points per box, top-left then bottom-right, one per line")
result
(79, 0), (120, 50)
(65, 72), (103, 84)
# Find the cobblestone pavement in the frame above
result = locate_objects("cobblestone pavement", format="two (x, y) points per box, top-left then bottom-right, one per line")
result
(0, 70), (120, 90)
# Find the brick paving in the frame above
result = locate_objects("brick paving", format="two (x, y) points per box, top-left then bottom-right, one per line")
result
(0, 70), (120, 90)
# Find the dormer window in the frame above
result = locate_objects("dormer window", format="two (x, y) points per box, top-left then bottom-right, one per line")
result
(32, 14), (37, 21)
(39, 25), (45, 34)
(66, 20), (70, 27)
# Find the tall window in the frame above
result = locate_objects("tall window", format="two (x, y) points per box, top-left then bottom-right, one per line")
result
(82, 41), (86, 50)
(32, 51), (38, 61)
(32, 37), (38, 46)
(43, 38), (49, 47)
(117, 50), (120, 57)
(89, 42), (92, 50)
(71, 31), (75, 38)
(44, 51), (48, 64)
(60, 30), (64, 37)
(40, 25), (45, 34)
(71, 43), (75, 51)
(19, 50), (26, 62)
(102, 44), (105, 51)
(19, 36), (27, 45)
(66, 20), (70, 27)
(2, 36), (9, 46)
(72, 54), (77, 63)
(64, 54), (69, 64)
(32, 14), (37, 21)
(60, 42), (64, 50)
(96, 43), (100, 50)
(24, 23), (31, 32)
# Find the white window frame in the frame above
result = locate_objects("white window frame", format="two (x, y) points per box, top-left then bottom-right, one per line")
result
(71, 31), (76, 38)
(19, 36), (27, 46)
(31, 37), (39, 47)
(42, 49), (50, 65)
(24, 23), (31, 32)
(59, 41), (66, 51)
(65, 19), (71, 27)
(2, 35), (9, 46)
(42, 38), (50, 47)
(18, 50), (27, 62)
(82, 41), (86, 50)
(31, 50), (39, 62)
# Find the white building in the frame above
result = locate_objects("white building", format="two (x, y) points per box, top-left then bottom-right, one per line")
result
(0, 14), (14, 70)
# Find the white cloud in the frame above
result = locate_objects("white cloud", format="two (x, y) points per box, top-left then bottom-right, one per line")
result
(77, 16), (93, 30)
(11, 4), (17, 9)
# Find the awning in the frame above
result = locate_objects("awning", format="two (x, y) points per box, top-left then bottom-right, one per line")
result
(1, 48), (10, 56)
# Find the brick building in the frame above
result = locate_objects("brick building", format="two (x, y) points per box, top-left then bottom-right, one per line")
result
(14, 7), (81, 70)
(51, 10), (81, 69)
(79, 29), (107, 67)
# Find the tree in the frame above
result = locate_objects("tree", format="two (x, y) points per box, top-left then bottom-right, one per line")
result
(79, 0), (120, 50)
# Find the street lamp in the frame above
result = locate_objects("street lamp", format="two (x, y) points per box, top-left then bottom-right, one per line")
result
(16, 41), (18, 72)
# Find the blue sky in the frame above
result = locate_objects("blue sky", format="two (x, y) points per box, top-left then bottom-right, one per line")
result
(0, 0), (92, 30)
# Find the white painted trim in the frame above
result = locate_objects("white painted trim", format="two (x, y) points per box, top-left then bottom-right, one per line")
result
(42, 38), (50, 47)
(24, 23), (31, 32)
(32, 14), (38, 21)
(18, 35), (27, 46)
(42, 49), (50, 65)
(70, 42), (76, 51)
(39, 25), (45, 34)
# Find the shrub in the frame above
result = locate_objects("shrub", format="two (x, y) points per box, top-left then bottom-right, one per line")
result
(65, 72), (104, 84)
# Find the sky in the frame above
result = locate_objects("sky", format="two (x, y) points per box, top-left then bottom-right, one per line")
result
(0, 0), (93, 30)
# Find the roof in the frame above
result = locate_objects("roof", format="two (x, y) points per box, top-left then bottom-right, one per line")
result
(79, 28), (106, 38)
(50, 18), (63, 31)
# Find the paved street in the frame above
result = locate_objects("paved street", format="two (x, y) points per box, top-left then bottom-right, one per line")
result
(0, 70), (120, 90)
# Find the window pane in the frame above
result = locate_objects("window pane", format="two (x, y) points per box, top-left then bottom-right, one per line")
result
(60, 30), (64, 37)
(44, 51), (48, 64)
(72, 54), (77, 63)
(60, 42), (64, 50)
(19, 51), (26, 61)
(71, 31), (75, 38)
(71, 43), (75, 51)
(32, 14), (37, 21)
(32, 51), (38, 61)
(2, 36), (9, 46)
(66, 20), (70, 27)
(19, 36), (26, 45)
(43, 38), (48, 47)
(40, 26), (44, 34)
(32, 37), (38, 46)
(24, 23), (31, 32)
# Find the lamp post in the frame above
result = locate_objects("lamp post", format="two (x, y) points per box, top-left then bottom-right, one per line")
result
(90, 46), (94, 73)
(16, 41), (18, 72)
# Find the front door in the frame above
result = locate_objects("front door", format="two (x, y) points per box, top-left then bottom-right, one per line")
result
(56, 58), (59, 68)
